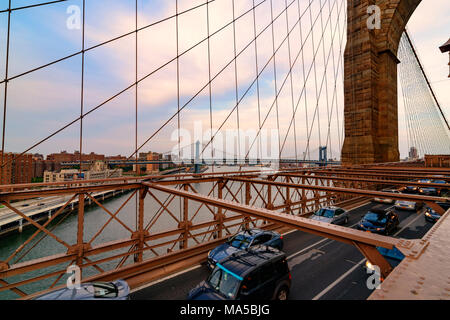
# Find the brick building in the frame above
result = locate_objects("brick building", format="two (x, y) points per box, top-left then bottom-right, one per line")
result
(47, 151), (74, 162)
(0, 152), (33, 185)
(47, 151), (105, 162)
(0, 152), (12, 185)
(146, 152), (161, 173)
(32, 160), (61, 179)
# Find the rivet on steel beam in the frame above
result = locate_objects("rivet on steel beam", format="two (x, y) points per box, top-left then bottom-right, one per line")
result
(0, 261), (9, 272)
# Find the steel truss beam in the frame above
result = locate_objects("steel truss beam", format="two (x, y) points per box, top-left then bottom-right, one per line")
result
(277, 172), (450, 189)
(226, 177), (449, 214)
(143, 182), (436, 279)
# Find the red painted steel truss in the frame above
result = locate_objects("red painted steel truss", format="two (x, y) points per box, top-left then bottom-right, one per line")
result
(0, 168), (448, 299)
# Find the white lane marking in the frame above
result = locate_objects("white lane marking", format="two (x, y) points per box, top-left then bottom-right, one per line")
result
(393, 211), (424, 236)
(287, 238), (329, 260)
(310, 210), (426, 300)
(312, 258), (366, 300)
(288, 249), (325, 268)
(130, 264), (203, 294)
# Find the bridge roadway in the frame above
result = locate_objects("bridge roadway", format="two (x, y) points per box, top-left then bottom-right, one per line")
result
(130, 201), (433, 300)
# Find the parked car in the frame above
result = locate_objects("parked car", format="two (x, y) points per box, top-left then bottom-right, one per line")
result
(34, 280), (130, 300)
(356, 209), (399, 235)
(395, 200), (421, 212)
(373, 189), (400, 204)
(188, 245), (291, 300)
(424, 202), (450, 223)
(207, 229), (283, 269)
(310, 206), (349, 225)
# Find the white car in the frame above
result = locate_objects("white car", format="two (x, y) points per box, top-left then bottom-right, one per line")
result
(374, 189), (400, 204)
(310, 206), (349, 225)
(395, 200), (419, 211)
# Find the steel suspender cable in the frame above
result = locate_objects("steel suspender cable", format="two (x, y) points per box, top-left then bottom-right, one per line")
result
(244, 0), (334, 161)
(285, 0), (299, 162)
(398, 31), (450, 156)
(252, 0), (263, 162)
(296, 0), (310, 161)
(200, 0), (312, 159)
(0, 0), (263, 170)
(269, 0), (282, 160)
(0, 0), (11, 184)
(405, 31), (450, 132)
(281, 0), (343, 158)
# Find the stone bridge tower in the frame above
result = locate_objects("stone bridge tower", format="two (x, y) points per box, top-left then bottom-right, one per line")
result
(341, 0), (421, 164)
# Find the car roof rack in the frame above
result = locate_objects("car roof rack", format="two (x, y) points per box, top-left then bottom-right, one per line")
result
(229, 252), (257, 267)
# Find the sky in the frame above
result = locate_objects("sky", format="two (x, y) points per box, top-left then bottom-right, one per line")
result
(0, 0), (448, 161)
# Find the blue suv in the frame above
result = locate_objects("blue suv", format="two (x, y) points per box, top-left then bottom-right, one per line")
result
(189, 245), (291, 300)
(207, 229), (283, 269)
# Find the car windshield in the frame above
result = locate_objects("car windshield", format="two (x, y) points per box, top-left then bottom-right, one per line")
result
(433, 180), (446, 184)
(92, 282), (119, 298)
(364, 212), (386, 225)
(314, 208), (334, 218)
(228, 234), (251, 249)
(207, 267), (241, 299)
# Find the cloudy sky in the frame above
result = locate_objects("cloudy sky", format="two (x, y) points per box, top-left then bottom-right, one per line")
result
(0, 0), (448, 161)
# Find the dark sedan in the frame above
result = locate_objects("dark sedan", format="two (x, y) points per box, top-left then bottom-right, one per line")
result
(207, 229), (283, 269)
(356, 209), (399, 235)
(402, 185), (419, 194)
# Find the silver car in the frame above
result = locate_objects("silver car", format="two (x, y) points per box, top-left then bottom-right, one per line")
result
(311, 206), (349, 225)
(395, 200), (418, 211)
(374, 189), (400, 204)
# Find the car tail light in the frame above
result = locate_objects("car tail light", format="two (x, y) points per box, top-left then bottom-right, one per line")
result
(280, 236), (283, 240)
(289, 273), (292, 280)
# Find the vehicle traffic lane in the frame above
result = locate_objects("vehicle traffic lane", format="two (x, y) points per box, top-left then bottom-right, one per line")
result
(259, 203), (430, 300)
(130, 200), (430, 300)
(288, 239), (365, 299)
(318, 208), (433, 300)
(129, 227), (335, 300)
(131, 265), (211, 300)
(130, 201), (378, 300)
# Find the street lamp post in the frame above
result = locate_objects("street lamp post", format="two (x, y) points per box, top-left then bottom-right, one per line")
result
(439, 38), (450, 78)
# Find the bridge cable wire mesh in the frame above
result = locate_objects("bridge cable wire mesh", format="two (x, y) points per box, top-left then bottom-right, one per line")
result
(398, 31), (450, 157)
